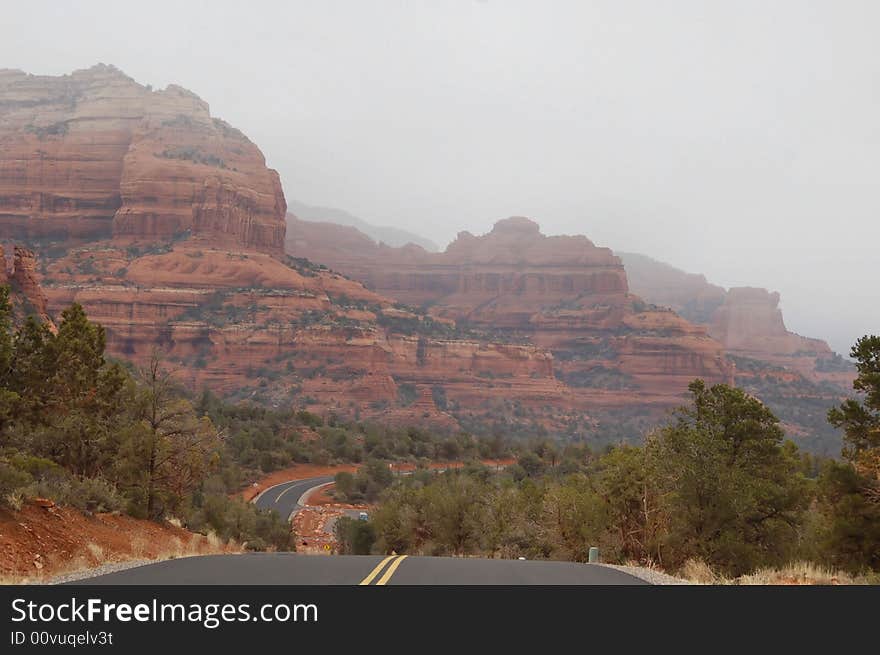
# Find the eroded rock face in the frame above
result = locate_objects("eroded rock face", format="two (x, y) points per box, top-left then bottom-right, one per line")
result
(708, 287), (852, 383)
(0, 245), (55, 330)
(39, 242), (571, 433)
(287, 215), (734, 410)
(712, 288), (805, 350)
(0, 65), (286, 254)
(11, 246), (51, 321)
(293, 216), (629, 313)
(621, 253), (851, 385)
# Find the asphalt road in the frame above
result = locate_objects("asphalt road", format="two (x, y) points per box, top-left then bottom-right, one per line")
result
(75, 475), (648, 585)
(71, 554), (648, 585)
(252, 475), (335, 520)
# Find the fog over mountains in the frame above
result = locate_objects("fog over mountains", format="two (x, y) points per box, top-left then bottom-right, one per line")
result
(2, 1), (878, 353)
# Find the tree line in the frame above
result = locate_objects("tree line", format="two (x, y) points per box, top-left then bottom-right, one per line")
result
(347, 340), (880, 577)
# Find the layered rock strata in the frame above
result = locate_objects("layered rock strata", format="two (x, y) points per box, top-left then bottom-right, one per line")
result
(0, 65), (285, 254)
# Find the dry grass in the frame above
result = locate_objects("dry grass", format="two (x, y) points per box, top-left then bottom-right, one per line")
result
(86, 543), (104, 561)
(206, 529), (224, 550)
(678, 558), (727, 584)
(738, 562), (855, 585)
(676, 559), (872, 585)
(129, 534), (148, 558)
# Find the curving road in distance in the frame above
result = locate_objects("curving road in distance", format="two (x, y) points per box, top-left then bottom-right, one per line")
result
(252, 475), (335, 520)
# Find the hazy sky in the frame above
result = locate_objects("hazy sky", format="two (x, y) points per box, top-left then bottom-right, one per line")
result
(3, 1), (878, 353)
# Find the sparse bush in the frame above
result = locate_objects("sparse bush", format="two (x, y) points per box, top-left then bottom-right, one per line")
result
(187, 491), (293, 551)
(0, 461), (32, 507)
(23, 472), (125, 513)
(397, 383), (418, 406)
(334, 516), (376, 555)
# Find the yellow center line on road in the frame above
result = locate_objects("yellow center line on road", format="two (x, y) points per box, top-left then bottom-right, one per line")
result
(358, 555), (396, 585)
(275, 483), (297, 504)
(375, 555), (408, 586)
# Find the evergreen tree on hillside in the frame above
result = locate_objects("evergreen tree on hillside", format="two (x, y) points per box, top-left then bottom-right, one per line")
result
(118, 352), (220, 518)
(647, 380), (809, 575)
(0, 288), (19, 436)
(822, 336), (880, 571)
(829, 335), (880, 463)
(9, 315), (54, 423)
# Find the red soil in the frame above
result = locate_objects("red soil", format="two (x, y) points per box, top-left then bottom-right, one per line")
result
(0, 501), (236, 582)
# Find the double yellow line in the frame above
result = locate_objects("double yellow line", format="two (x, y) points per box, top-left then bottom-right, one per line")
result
(358, 555), (408, 585)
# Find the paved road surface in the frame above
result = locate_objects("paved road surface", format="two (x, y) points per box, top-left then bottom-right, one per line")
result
(252, 475), (335, 520)
(71, 554), (647, 585)
(77, 474), (648, 585)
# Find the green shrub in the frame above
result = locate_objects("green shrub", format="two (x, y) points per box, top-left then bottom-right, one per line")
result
(0, 461), (32, 508)
(334, 516), (376, 555)
(23, 472), (126, 513)
(188, 492), (293, 551)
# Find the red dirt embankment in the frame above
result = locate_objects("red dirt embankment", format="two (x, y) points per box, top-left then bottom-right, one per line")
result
(0, 501), (236, 582)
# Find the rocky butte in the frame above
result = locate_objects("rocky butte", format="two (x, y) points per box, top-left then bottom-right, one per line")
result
(287, 214), (735, 426)
(0, 64), (285, 253)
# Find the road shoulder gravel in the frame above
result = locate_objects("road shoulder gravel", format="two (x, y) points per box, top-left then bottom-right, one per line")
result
(597, 563), (692, 585)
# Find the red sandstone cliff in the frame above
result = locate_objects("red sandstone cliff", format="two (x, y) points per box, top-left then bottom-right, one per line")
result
(3, 65), (837, 444)
(287, 215), (734, 409)
(39, 241), (567, 432)
(620, 252), (852, 387)
(0, 65), (285, 254)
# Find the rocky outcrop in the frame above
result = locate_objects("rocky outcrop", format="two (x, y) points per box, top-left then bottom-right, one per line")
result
(0, 245), (55, 330)
(39, 241), (573, 433)
(0, 65), (285, 254)
(711, 287), (817, 353)
(708, 287), (854, 386)
(1, 66), (573, 433)
(10, 246), (52, 323)
(621, 252), (852, 386)
(290, 215), (629, 310)
(287, 216), (734, 410)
